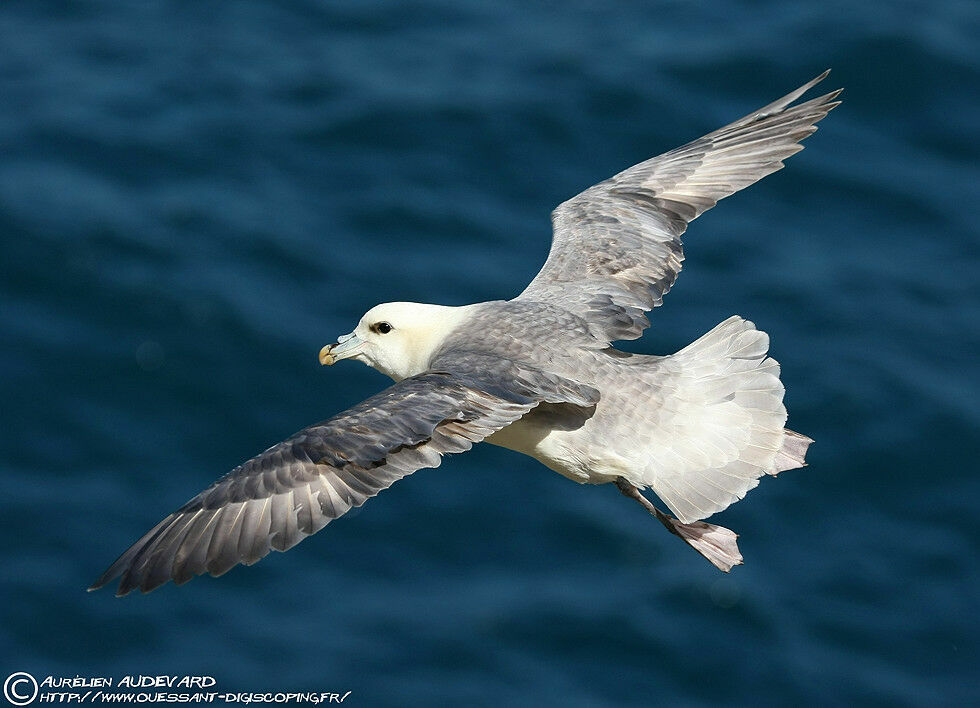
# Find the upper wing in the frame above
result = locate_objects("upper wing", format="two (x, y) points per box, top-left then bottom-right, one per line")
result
(517, 71), (841, 343)
(90, 358), (598, 596)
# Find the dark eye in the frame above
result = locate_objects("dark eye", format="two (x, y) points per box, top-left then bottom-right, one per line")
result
(375, 321), (393, 334)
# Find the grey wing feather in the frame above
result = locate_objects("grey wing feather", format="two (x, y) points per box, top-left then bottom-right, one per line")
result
(518, 70), (841, 342)
(90, 357), (597, 596)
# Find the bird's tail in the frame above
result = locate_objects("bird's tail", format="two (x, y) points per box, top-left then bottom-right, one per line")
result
(637, 316), (811, 523)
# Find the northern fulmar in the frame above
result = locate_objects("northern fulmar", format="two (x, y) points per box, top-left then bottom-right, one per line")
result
(91, 71), (839, 595)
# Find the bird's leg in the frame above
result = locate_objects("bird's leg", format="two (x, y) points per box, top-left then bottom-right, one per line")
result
(614, 477), (743, 572)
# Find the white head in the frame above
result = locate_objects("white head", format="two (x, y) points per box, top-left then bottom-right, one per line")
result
(319, 302), (474, 381)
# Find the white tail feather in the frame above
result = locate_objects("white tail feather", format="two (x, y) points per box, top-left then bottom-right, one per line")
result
(771, 429), (812, 474)
(638, 316), (810, 523)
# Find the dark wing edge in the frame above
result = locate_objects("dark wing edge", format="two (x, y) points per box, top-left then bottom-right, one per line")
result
(518, 70), (841, 343)
(90, 362), (598, 596)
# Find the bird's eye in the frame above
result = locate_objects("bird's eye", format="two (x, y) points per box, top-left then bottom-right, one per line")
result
(375, 322), (393, 334)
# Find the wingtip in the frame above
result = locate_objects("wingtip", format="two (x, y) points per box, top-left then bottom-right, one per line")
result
(717, 69), (841, 135)
(793, 69), (838, 98)
(799, 71), (843, 108)
(811, 71), (843, 107)
(87, 577), (123, 595)
(87, 575), (108, 593)
(87, 578), (130, 596)
(87, 565), (124, 594)
(88, 562), (142, 596)
(807, 69), (832, 87)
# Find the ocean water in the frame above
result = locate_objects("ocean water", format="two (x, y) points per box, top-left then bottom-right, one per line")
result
(1, 1), (978, 705)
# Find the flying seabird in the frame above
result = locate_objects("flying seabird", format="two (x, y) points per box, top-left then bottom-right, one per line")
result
(91, 72), (839, 596)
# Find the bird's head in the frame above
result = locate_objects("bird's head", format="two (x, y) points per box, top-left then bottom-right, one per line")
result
(320, 302), (474, 381)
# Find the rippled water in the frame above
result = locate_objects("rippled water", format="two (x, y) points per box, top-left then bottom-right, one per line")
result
(1, 1), (978, 705)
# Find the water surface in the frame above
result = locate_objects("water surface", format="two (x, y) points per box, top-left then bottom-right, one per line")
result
(1, 1), (978, 705)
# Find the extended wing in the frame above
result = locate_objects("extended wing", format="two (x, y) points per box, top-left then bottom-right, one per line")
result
(518, 71), (841, 343)
(90, 358), (597, 596)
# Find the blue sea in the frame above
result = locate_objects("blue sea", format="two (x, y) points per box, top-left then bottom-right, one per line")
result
(1, 1), (977, 706)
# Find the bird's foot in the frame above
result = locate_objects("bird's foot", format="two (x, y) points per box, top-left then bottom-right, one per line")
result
(614, 477), (743, 572)
(655, 514), (743, 572)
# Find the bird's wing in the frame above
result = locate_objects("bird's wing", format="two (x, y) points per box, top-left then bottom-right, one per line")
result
(90, 357), (598, 596)
(517, 71), (841, 343)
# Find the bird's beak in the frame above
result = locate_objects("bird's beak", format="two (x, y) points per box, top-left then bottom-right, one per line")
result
(319, 332), (364, 365)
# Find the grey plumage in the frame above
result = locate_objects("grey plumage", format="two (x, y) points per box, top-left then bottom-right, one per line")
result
(91, 360), (597, 596)
(92, 72), (836, 595)
(520, 70), (840, 343)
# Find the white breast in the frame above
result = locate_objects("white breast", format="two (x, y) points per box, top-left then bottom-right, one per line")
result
(486, 408), (623, 485)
